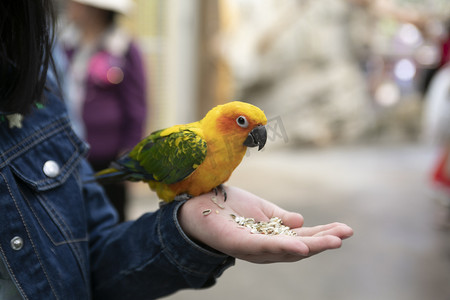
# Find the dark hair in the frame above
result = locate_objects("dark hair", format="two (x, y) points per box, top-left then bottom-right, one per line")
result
(0, 0), (56, 114)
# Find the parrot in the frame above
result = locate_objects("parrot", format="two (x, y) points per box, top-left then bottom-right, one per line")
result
(93, 101), (267, 202)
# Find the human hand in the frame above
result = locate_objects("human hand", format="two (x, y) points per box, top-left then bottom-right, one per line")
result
(178, 186), (353, 263)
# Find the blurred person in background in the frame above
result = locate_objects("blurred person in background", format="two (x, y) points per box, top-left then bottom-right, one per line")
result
(423, 61), (450, 228)
(437, 20), (450, 69)
(61, 0), (147, 222)
(420, 19), (450, 95)
(423, 19), (450, 229)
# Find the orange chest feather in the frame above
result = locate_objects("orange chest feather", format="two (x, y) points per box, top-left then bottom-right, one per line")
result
(170, 137), (246, 196)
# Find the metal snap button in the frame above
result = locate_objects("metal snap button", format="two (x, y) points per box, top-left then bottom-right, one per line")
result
(43, 160), (60, 178)
(10, 236), (24, 251)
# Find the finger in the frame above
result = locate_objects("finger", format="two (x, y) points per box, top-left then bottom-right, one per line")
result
(224, 232), (310, 259)
(300, 235), (343, 255)
(233, 235), (343, 263)
(312, 223), (353, 240)
(295, 223), (341, 236)
(258, 199), (304, 228)
(279, 212), (304, 229)
(238, 251), (308, 264)
(296, 223), (353, 238)
(225, 186), (304, 228)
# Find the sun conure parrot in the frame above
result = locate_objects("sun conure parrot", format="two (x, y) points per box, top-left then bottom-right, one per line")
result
(93, 101), (267, 202)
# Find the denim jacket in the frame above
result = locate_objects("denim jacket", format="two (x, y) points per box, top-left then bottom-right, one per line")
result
(0, 82), (234, 299)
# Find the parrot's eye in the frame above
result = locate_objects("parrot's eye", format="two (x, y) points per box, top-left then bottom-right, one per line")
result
(236, 116), (249, 128)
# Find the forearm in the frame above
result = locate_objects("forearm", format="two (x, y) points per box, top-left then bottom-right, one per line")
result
(90, 200), (234, 300)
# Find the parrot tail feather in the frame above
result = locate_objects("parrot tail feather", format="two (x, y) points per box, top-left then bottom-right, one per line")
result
(91, 168), (130, 184)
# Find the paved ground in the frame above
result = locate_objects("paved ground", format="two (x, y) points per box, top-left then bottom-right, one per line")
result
(126, 143), (450, 300)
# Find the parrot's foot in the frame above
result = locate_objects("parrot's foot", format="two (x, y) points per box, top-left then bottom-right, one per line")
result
(173, 193), (193, 202)
(214, 184), (227, 202)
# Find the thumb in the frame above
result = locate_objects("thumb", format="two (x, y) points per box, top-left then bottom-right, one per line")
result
(280, 211), (304, 229)
(266, 203), (304, 228)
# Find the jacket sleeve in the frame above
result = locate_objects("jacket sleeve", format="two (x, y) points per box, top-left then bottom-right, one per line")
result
(81, 159), (234, 299)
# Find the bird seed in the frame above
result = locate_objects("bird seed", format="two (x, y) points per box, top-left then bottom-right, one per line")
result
(202, 209), (212, 216)
(230, 214), (297, 236)
(210, 196), (225, 209)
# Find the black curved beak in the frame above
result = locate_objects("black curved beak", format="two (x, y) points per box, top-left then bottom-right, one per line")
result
(243, 125), (267, 151)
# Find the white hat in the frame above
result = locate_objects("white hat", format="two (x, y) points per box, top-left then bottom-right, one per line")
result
(71, 0), (134, 15)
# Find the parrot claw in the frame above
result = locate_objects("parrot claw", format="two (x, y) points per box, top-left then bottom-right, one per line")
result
(174, 193), (193, 202)
(214, 184), (227, 202)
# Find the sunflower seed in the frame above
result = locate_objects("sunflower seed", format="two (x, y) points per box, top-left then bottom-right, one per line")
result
(202, 209), (212, 216)
(210, 196), (225, 209)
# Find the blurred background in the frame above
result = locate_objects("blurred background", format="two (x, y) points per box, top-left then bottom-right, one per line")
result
(57, 0), (450, 299)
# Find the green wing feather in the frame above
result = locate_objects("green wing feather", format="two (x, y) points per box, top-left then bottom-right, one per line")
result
(129, 128), (207, 184)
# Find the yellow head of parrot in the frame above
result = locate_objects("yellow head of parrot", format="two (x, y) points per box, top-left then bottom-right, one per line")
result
(202, 101), (268, 151)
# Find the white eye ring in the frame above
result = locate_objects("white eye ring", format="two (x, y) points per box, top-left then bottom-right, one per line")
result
(236, 116), (249, 128)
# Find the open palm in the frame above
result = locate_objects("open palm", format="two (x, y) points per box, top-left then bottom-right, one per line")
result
(178, 186), (353, 263)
